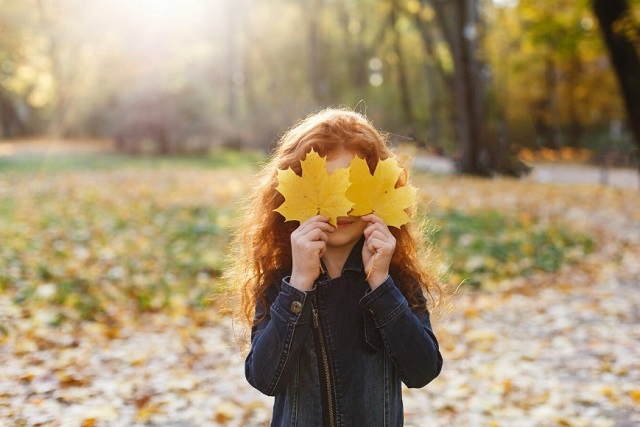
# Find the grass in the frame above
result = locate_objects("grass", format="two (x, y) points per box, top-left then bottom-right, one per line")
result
(428, 209), (594, 288)
(0, 148), (265, 173)
(0, 150), (595, 324)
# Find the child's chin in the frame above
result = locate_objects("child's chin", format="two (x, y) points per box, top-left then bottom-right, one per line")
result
(328, 233), (360, 248)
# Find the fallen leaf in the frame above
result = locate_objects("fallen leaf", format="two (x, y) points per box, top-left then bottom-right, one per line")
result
(215, 401), (240, 423)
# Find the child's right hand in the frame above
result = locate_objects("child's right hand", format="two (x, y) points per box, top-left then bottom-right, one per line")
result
(289, 215), (334, 291)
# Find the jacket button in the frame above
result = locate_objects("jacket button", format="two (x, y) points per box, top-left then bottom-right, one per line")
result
(290, 301), (303, 314)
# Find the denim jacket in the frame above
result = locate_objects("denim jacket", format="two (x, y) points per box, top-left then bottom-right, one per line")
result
(245, 239), (443, 426)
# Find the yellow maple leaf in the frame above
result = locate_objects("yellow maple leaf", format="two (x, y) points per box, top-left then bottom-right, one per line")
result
(346, 156), (417, 228)
(274, 149), (353, 226)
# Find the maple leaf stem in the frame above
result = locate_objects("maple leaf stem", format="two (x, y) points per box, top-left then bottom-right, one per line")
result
(366, 252), (377, 280)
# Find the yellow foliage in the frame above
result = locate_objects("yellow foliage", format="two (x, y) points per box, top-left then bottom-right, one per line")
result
(274, 152), (416, 228)
(346, 156), (417, 228)
(518, 147), (594, 163)
(274, 149), (353, 227)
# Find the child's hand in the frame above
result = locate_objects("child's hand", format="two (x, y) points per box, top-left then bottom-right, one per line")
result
(361, 214), (396, 289)
(290, 215), (334, 291)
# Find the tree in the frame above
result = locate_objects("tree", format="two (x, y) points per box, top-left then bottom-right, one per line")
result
(411, 3), (448, 150)
(422, 0), (489, 175)
(482, 0), (630, 163)
(592, 0), (640, 155)
(389, 0), (415, 126)
(0, 0), (49, 136)
(308, 0), (329, 105)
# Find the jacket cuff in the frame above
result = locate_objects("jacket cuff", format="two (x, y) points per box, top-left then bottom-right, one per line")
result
(359, 276), (408, 328)
(270, 277), (315, 325)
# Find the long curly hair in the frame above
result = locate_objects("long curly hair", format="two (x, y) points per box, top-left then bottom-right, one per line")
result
(228, 108), (443, 325)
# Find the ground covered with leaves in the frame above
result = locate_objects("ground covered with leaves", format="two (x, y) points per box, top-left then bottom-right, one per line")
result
(0, 155), (639, 426)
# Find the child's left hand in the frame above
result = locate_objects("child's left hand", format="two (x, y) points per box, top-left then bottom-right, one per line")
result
(361, 214), (396, 290)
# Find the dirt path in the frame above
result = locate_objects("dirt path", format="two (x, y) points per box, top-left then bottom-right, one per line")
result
(0, 139), (114, 157)
(413, 155), (639, 190)
(3, 140), (636, 190)
(526, 163), (639, 190)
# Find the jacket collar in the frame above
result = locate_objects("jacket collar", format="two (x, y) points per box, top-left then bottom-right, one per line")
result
(343, 236), (365, 273)
(319, 236), (365, 275)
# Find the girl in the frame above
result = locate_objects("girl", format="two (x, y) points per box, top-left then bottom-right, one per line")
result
(229, 108), (443, 426)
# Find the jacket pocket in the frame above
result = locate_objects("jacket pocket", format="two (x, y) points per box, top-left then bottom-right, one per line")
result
(363, 312), (383, 352)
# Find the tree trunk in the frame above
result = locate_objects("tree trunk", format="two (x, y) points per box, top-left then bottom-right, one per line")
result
(36, 0), (84, 137)
(430, 0), (487, 175)
(533, 54), (561, 149)
(309, 0), (327, 104)
(226, 0), (240, 122)
(592, 0), (640, 153)
(390, 0), (414, 126)
(37, 0), (65, 136)
(413, 12), (450, 149)
(424, 59), (442, 149)
(566, 55), (583, 148)
(0, 89), (27, 137)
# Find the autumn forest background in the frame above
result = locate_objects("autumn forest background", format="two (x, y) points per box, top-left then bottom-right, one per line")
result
(1, 0), (639, 426)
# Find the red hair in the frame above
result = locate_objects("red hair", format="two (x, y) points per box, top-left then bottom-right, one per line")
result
(227, 108), (442, 325)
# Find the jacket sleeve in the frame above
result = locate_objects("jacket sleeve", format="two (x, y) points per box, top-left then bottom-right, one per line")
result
(359, 276), (443, 388)
(245, 278), (315, 396)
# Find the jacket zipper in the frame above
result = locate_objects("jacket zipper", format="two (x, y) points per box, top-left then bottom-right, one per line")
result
(312, 302), (337, 427)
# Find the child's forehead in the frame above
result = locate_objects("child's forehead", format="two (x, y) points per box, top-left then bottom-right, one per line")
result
(325, 149), (355, 172)
(326, 147), (355, 160)
(325, 148), (358, 160)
